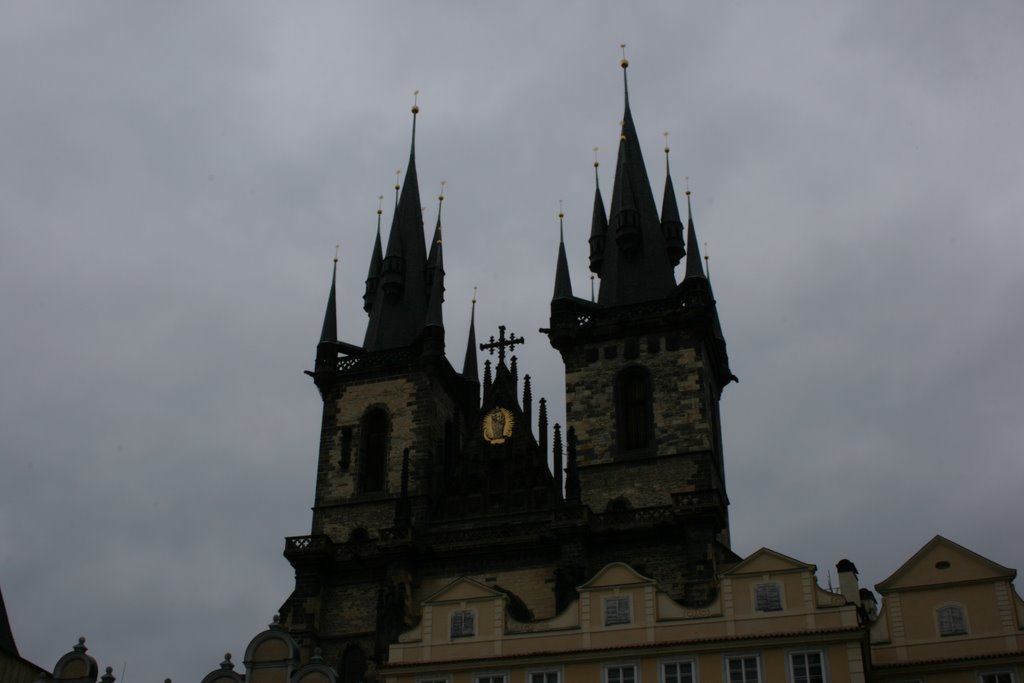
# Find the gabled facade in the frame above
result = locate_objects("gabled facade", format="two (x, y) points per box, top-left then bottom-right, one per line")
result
(870, 536), (1024, 682)
(381, 551), (866, 683)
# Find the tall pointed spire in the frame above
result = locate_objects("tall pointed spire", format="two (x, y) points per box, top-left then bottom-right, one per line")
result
(589, 149), (608, 275)
(462, 292), (479, 383)
(363, 93), (430, 351)
(363, 197), (384, 313)
(425, 189), (445, 330)
(597, 48), (676, 306)
(683, 188), (706, 280)
(316, 253), (339, 371)
(661, 133), (685, 266)
(553, 206), (574, 300)
(320, 253), (338, 345)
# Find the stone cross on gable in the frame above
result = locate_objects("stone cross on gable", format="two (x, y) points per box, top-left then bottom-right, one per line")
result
(479, 325), (525, 367)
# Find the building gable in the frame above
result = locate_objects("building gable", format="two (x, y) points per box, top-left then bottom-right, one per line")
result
(876, 535), (1016, 593)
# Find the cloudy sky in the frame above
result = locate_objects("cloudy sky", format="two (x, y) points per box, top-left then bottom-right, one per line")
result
(2, 2), (1023, 681)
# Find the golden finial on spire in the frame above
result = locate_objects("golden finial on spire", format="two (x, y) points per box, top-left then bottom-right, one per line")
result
(664, 131), (670, 154)
(412, 89), (420, 115)
(439, 180), (446, 202)
(685, 175), (691, 197)
(704, 242), (710, 278)
(334, 244), (339, 264)
(593, 147), (600, 168)
(472, 285), (478, 305)
(620, 43), (628, 69)
(558, 199), (564, 220)
(377, 195), (384, 216)
(558, 200), (565, 242)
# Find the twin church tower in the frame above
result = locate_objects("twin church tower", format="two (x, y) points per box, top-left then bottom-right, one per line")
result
(282, 58), (736, 678)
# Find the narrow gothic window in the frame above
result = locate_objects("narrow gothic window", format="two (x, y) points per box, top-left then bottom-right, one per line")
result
(616, 366), (652, 452)
(360, 409), (388, 493)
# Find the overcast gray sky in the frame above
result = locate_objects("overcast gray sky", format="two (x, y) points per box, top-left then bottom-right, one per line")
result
(2, 2), (1023, 682)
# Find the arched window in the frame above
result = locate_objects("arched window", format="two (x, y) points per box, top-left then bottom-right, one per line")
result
(615, 365), (652, 452)
(360, 408), (388, 492)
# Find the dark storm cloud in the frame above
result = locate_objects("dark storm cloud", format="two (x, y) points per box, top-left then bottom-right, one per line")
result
(2, 3), (1022, 682)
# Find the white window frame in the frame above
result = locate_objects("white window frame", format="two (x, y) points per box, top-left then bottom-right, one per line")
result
(417, 677), (451, 683)
(604, 594), (633, 626)
(753, 582), (784, 612)
(787, 649), (827, 683)
(526, 667), (561, 683)
(936, 603), (968, 636)
(659, 657), (697, 683)
(603, 661), (640, 683)
(724, 654), (761, 683)
(474, 673), (508, 683)
(450, 608), (477, 639)
(978, 673), (1015, 683)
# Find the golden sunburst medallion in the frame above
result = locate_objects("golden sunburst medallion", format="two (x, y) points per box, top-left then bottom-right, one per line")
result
(482, 406), (515, 445)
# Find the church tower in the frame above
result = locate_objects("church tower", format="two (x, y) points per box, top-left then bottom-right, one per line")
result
(545, 56), (738, 600)
(279, 61), (739, 682)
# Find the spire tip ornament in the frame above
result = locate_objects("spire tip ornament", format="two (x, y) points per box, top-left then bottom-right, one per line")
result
(411, 89), (420, 115)
(620, 43), (628, 69)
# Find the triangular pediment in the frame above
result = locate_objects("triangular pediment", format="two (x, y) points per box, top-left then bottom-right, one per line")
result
(723, 548), (815, 576)
(876, 535), (1016, 593)
(423, 577), (505, 604)
(579, 562), (656, 590)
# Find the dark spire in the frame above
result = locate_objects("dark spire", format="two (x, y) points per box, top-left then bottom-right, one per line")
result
(462, 294), (479, 383)
(363, 198), (384, 313)
(597, 50), (676, 306)
(319, 255), (338, 346)
(538, 397), (549, 478)
(363, 95), (430, 351)
(684, 189), (707, 280)
(553, 208), (574, 300)
(565, 426), (580, 503)
(589, 150), (609, 275)
(661, 135), (685, 266)
(552, 423), (564, 500)
(425, 189), (445, 329)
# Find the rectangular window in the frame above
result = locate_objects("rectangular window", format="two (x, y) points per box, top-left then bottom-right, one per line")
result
(529, 672), (559, 683)
(450, 609), (476, 638)
(663, 660), (694, 683)
(979, 674), (1014, 683)
(790, 652), (825, 683)
(937, 605), (967, 636)
(418, 679), (450, 683)
(605, 665), (637, 683)
(475, 676), (506, 683)
(754, 583), (782, 612)
(604, 595), (632, 625)
(726, 656), (761, 683)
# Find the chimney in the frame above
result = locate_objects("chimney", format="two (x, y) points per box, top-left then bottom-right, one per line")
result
(859, 588), (878, 620)
(836, 559), (862, 606)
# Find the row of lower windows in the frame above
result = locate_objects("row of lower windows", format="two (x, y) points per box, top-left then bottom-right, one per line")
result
(418, 652), (825, 683)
